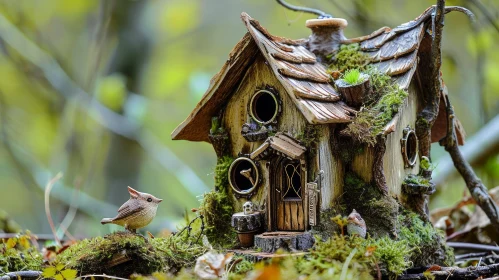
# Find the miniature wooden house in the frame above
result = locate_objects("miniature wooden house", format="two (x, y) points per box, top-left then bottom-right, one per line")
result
(172, 8), (465, 250)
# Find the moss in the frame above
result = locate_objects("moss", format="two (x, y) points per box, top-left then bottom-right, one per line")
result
(201, 156), (237, 248)
(342, 68), (408, 146)
(0, 233), (43, 274)
(331, 134), (365, 164)
(397, 211), (454, 266)
(404, 174), (431, 186)
(328, 44), (370, 73)
(328, 44), (409, 146)
(232, 258), (254, 275)
(299, 234), (411, 277)
(296, 125), (320, 157)
(342, 172), (399, 238)
(416, 116), (430, 130)
(200, 191), (237, 248)
(310, 205), (345, 239)
(56, 231), (208, 277)
(214, 156), (233, 193)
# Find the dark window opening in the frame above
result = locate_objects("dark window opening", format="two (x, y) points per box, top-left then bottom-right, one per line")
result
(282, 161), (302, 200)
(406, 131), (418, 166)
(250, 90), (278, 124)
(229, 158), (258, 194)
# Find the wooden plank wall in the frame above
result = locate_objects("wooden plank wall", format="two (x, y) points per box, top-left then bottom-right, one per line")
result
(383, 81), (420, 197)
(223, 55), (308, 214)
(317, 125), (343, 209)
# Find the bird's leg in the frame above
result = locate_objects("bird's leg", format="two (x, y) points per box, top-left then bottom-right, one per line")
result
(127, 227), (149, 243)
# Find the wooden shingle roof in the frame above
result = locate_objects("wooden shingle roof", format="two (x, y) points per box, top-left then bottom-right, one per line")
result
(241, 13), (356, 124)
(172, 8), (465, 144)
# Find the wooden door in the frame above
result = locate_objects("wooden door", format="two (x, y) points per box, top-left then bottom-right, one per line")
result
(272, 158), (305, 231)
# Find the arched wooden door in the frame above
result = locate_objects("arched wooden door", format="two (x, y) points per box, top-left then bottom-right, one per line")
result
(270, 157), (306, 231)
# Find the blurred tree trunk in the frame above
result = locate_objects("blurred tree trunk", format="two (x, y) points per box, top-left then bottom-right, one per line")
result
(104, 1), (151, 205)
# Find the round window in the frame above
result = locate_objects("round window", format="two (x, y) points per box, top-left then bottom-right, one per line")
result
(228, 157), (259, 195)
(249, 90), (279, 124)
(401, 127), (418, 168)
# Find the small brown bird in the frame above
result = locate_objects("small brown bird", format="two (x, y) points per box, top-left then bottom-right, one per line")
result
(101, 186), (163, 233)
(347, 209), (367, 238)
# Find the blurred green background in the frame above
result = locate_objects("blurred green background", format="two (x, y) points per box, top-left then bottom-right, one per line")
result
(0, 0), (498, 237)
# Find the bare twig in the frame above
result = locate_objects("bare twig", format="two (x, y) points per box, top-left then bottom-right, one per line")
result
(44, 172), (64, 246)
(56, 178), (81, 242)
(447, 242), (499, 252)
(399, 263), (499, 279)
(276, 0), (332, 18)
(0, 271), (41, 280)
(440, 94), (499, 234)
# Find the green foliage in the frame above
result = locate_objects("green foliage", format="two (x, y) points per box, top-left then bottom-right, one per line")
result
(0, 210), (21, 233)
(56, 231), (208, 277)
(342, 69), (363, 85)
(201, 156), (236, 248)
(42, 264), (78, 280)
(97, 74), (127, 112)
(0, 233), (43, 274)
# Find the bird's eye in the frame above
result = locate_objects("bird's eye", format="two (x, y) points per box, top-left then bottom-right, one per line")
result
(147, 198), (152, 202)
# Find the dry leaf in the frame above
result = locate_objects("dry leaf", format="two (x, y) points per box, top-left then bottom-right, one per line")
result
(194, 251), (234, 279)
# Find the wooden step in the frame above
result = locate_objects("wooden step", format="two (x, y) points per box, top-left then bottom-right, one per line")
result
(254, 231), (314, 253)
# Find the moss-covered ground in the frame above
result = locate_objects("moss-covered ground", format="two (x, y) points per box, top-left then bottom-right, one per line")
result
(54, 231), (208, 277)
(0, 233), (42, 273)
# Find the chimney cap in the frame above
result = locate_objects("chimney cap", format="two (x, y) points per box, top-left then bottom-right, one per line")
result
(306, 18), (348, 29)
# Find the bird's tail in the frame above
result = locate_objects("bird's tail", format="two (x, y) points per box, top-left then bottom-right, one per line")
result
(101, 218), (114, 225)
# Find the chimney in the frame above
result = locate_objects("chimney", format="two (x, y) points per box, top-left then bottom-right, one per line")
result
(306, 18), (348, 63)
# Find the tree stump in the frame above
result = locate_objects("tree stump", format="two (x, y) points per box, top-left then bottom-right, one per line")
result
(231, 212), (263, 247)
(335, 74), (371, 108)
(254, 232), (314, 253)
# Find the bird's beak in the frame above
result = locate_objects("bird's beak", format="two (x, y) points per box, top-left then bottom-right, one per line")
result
(158, 199), (163, 203)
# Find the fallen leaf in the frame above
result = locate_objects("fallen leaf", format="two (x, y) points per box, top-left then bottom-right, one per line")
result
(6, 238), (17, 249)
(42, 267), (57, 278)
(60, 269), (78, 280)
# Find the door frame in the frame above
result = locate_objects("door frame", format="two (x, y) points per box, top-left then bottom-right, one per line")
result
(267, 156), (308, 231)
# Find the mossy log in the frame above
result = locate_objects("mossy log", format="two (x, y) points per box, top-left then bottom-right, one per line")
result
(56, 232), (207, 278)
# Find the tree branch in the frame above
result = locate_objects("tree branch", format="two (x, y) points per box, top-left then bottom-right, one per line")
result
(439, 95), (499, 234)
(433, 114), (499, 185)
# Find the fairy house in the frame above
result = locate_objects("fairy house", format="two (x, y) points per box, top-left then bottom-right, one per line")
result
(172, 7), (465, 253)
